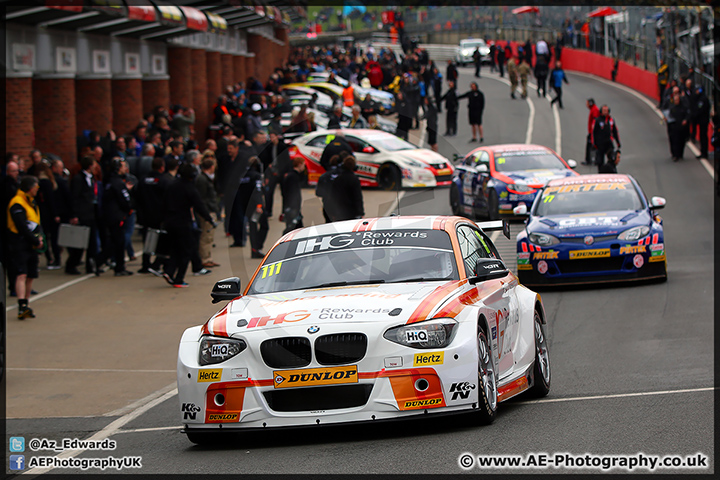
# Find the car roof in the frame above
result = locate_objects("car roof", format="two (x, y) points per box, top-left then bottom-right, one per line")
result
(466, 143), (553, 156)
(546, 173), (632, 187)
(277, 216), (470, 243)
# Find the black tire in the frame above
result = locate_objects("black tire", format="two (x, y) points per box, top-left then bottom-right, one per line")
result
(377, 163), (401, 191)
(450, 185), (462, 216)
(475, 326), (498, 425)
(530, 311), (551, 397)
(487, 190), (499, 220)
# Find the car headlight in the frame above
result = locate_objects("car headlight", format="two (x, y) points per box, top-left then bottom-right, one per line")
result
(199, 336), (247, 366)
(618, 225), (650, 241)
(384, 318), (458, 349)
(462, 49), (470, 56)
(508, 183), (534, 194)
(528, 232), (560, 246)
(403, 158), (425, 168)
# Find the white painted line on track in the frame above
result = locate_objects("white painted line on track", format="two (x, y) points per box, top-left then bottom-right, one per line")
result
(571, 71), (714, 179)
(525, 93), (535, 145)
(6, 273), (93, 311)
(517, 386), (715, 405)
(103, 382), (177, 417)
(8, 367), (175, 373)
(23, 383), (179, 475)
(115, 426), (181, 435)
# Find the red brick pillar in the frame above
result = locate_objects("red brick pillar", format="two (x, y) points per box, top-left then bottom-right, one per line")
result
(247, 34), (263, 82)
(6, 74), (35, 159)
(75, 76), (112, 136)
(112, 78), (143, 136)
(245, 55), (256, 84)
(275, 27), (289, 67)
(32, 75), (77, 167)
(206, 51), (222, 121)
(167, 47), (192, 108)
(221, 54), (234, 89)
(142, 78), (170, 116)
(191, 49), (208, 145)
(233, 55), (246, 85)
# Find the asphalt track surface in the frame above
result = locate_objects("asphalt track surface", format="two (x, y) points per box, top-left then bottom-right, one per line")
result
(4, 66), (715, 476)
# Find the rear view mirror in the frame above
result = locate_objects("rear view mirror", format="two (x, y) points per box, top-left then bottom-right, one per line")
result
(513, 204), (528, 215)
(211, 277), (242, 304)
(469, 259), (509, 284)
(649, 196), (666, 210)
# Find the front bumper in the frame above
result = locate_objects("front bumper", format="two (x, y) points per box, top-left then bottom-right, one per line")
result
(177, 322), (479, 430)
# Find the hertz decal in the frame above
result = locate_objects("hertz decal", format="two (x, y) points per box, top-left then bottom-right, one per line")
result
(273, 365), (357, 388)
(207, 413), (238, 421)
(619, 245), (647, 255)
(533, 251), (559, 260)
(569, 249), (610, 259)
(403, 398), (442, 409)
(413, 352), (444, 366)
(197, 369), (222, 382)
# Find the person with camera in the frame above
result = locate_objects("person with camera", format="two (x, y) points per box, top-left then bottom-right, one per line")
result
(7, 176), (44, 319)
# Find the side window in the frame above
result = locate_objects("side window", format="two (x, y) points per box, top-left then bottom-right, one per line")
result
(307, 135), (329, 148)
(457, 225), (492, 277)
(345, 136), (369, 153)
(477, 151), (490, 165)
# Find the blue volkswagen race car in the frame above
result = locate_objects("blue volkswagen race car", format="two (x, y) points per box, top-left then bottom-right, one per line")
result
(515, 174), (668, 286)
(450, 144), (578, 220)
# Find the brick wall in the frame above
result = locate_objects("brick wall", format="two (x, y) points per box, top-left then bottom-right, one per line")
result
(32, 78), (77, 167)
(168, 47), (192, 108)
(6, 77), (35, 159)
(275, 28), (289, 67)
(233, 55), (246, 85)
(112, 79), (143, 136)
(245, 56), (255, 85)
(247, 34), (263, 82)
(75, 78), (112, 136)
(221, 53), (234, 89)
(191, 49), (208, 145)
(206, 51), (222, 122)
(142, 79), (170, 116)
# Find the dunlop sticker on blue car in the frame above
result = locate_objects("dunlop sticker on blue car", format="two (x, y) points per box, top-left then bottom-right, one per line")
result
(273, 365), (357, 389)
(569, 249), (610, 259)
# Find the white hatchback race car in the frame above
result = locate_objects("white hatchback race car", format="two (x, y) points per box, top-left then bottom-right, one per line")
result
(290, 129), (454, 189)
(177, 216), (551, 444)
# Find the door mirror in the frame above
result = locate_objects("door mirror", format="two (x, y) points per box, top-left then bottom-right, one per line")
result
(477, 163), (489, 173)
(566, 159), (578, 169)
(469, 258), (510, 284)
(362, 146), (376, 154)
(211, 277), (242, 304)
(649, 196), (666, 210)
(513, 204), (528, 215)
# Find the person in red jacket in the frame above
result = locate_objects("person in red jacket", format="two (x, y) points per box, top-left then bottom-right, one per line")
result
(584, 98), (600, 165)
(591, 105), (621, 170)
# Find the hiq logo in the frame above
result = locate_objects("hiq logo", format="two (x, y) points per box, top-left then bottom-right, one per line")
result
(10, 455), (25, 470)
(10, 436), (25, 452)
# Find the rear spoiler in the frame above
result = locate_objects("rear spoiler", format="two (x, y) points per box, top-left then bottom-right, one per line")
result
(476, 219), (511, 240)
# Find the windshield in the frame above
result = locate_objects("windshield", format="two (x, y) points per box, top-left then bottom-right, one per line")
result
(367, 135), (417, 151)
(534, 179), (643, 216)
(461, 41), (486, 49)
(494, 151), (567, 172)
(247, 230), (459, 294)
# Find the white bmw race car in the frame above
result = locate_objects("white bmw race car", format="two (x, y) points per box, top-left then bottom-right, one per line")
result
(290, 129), (454, 189)
(177, 216), (551, 444)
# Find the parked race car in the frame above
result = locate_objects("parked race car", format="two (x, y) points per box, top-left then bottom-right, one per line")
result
(515, 174), (668, 286)
(450, 144), (578, 220)
(456, 38), (492, 66)
(282, 82), (395, 115)
(177, 216), (551, 444)
(304, 72), (396, 114)
(290, 129), (454, 189)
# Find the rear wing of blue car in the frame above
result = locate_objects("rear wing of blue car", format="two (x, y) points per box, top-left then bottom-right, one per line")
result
(476, 219), (511, 240)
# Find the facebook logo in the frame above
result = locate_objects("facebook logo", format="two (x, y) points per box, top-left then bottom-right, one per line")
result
(10, 436), (25, 452)
(9, 455), (25, 470)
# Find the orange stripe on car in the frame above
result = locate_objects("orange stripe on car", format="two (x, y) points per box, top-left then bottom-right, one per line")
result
(405, 279), (467, 324)
(497, 376), (529, 402)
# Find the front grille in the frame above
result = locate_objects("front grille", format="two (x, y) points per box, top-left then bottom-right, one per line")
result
(555, 257), (626, 274)
(560, 234), (617, 244)
(263, 385), (373, 412)
(260, 337), (311, 369)
(434, 174), (453, 183)
(430, 162), (447, 169)
(314, 333), (367, 366)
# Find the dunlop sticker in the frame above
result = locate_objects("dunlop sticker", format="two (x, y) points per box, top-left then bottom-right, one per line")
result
(569, 249), (611, 259)
(273, 365), (357, 389)
(403, 398), (443, 409)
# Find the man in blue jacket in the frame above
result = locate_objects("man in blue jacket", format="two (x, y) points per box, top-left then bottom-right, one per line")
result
(549, 61), (569, 109)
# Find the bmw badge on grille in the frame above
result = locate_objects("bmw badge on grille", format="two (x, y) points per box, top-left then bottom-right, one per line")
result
(307, 326), (320, 334)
